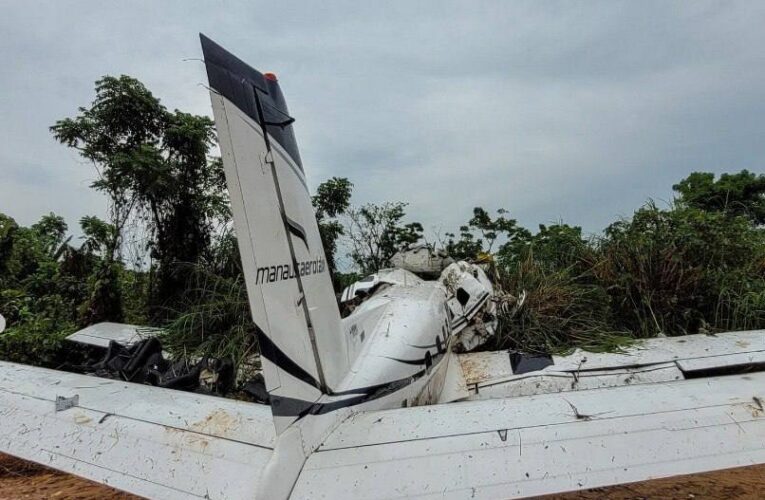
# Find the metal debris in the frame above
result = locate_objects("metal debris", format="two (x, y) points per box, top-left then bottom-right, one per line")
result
(55, 395), (79, 412)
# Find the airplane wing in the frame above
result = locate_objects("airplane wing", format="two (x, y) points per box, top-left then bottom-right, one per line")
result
(455, 329), (765, 401)
(0, 360), (274, 499)
(2, 330), (764, 499)
(293, 370), (765, 499)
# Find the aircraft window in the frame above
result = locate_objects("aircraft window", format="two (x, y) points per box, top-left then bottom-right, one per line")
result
(456, 287), (470, 307)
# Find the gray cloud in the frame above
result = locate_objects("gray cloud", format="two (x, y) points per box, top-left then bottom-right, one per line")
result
(1, 1), (764, 246)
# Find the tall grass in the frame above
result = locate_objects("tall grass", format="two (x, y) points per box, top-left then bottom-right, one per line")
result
(490, 256), (633, 354)
(491, 203), (765, 353)
(160, 263), (259, 378)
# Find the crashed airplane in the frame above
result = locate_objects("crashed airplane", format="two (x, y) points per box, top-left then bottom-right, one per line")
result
(0, 35), (764, 499)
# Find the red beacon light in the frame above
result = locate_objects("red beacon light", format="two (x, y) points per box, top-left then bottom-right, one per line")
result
(264, 72), (278, 82)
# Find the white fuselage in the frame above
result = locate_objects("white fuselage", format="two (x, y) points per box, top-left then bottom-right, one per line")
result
(302, 264), (493, 418)
(310, 269), (453, 414)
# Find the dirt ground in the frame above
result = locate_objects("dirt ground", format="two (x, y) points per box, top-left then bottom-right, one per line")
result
(544, 463), (765, 499)
(0, 454), (139, 500)
(1, 453), (764, 499)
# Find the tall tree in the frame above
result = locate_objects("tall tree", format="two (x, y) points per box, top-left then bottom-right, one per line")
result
(445, 207), (526, 261)
(31, 213), (70, 260)
(312, 177), (353, 289)
(0, 214), (19, 286)
(673, 170), (765, 225)
(51, 75), (227, 320)
(76, 216), (123, 325)
(347, 202), (422, 274)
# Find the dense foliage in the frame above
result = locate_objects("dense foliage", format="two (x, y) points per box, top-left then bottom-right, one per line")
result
(313, 177), (353, 291)
(0, 213), (138, 365)
(466, 193), (765, 353)
(1, 74), (764, 376)
(50, 75), (229, 321)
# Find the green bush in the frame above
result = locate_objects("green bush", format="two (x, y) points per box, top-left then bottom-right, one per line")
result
(490, 200), (765, 353)
(0, 321), (75, 367)
(597, 203), (765, 337)
(491, 256), (631, 354)
(159, 263), (258, 373)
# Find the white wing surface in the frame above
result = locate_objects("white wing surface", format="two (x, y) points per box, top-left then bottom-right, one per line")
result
(455, 329), (765, 400)
(0, 361), (273, 499)
(65, 321), (161, 348)
(293, 371), (765, 499)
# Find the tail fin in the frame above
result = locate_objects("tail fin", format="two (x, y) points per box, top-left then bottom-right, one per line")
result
(200, 35), (348, 433)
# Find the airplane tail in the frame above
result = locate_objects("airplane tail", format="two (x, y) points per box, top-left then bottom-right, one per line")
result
(200, 35), (349, 433)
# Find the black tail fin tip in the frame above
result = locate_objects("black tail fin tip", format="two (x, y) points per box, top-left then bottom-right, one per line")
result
(199, 34), (302, 168)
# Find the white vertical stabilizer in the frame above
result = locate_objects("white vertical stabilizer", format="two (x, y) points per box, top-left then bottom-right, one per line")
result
(201, 35), (349, 433)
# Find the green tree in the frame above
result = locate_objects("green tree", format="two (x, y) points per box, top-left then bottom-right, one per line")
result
(597, 202), (765, 336)
(673, 170), (765, 224)
(31, 213), (70, 260)
(51, 75), (227, 320)
(312, 177), (353, 289)
(0, 214), (19, 286)
(0, 213), (83, 365)
(0, 214), (52, 289)
(77, 216), (124, 325)
(468, 208), (521, 253)
(347, 202), (423, 273)
(497, 223), (591, 274)
(446, 207), (526, 261)
(444, 225), (484, 261)
(79, 216), (118, 257)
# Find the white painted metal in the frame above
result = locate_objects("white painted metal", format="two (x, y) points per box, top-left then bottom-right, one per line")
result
(65, 322), (161, 348)
(0, 361), (275, 446)
(454, 330), (764, 400)
(468, 363), (684, 399)
(320, 372), (763, 446)
(437, 352), (471, 403)
(338, 279), (445, 391)
(389, 243), (453, 277)
(294, 373), (765, 499)
(550, 329), (765, 371)
(0, 361), (273, 499)
(676, 349), (765, 373)
(341, 274), (383, 303)
(341, 268), (425, 303)
(207, 55), (500, 494)
(0, 313), (5, 333)
(442, 262), (497, 350)
(210, 91), (335, 422)
(459, 351), (514, 386)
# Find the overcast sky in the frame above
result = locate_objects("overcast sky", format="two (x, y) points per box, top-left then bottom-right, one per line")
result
(2, 1), (765, 245)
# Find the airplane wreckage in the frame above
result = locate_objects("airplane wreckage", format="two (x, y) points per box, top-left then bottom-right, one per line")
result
(0, 35), (764, 499)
